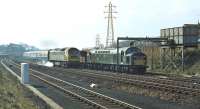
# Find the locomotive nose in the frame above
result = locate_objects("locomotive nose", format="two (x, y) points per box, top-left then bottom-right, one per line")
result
(132, 53), (147, 66)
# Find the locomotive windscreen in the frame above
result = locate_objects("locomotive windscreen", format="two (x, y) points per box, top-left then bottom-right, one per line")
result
(125, 47), (140, 55)
(68, 48), (80, 56)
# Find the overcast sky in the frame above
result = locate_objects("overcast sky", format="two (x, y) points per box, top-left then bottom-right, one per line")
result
(0, 0), (199, 49)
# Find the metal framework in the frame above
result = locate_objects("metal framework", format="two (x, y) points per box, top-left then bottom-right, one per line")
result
(105, 2), (117, 48)
(95, 34), (101, 48)
(160, 46), (185, 71)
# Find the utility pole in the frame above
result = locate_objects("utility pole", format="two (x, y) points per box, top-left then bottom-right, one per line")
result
(105, 1), (117, 48)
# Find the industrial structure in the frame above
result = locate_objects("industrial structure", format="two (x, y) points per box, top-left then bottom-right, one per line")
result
(160, 23), (200, 71)
(105, 1), (117, 48)
(95, 34), (104, 49)
(160, 24), (199, 47)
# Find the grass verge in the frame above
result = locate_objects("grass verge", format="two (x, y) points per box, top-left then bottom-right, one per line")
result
(0, 63), (46, 109)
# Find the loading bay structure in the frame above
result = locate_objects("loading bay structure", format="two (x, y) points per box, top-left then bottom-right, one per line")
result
(160, 24), (200, 72)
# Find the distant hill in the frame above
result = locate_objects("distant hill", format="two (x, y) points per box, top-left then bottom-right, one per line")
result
(0, 43), (39, 56)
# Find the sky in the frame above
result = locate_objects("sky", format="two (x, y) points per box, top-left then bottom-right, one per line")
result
(0, 0), (200, 49)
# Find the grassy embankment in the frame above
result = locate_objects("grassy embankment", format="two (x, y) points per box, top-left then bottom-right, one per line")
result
(151, 49), (200, 76)
(0, 63), (37, 109)
(181, 49), (200, 75)
(172, 49), (200, 75)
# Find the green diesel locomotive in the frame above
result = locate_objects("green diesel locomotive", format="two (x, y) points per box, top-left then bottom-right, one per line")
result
(83, 47), (147, 73)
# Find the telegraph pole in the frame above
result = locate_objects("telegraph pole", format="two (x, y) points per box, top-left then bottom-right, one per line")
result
(105, 1), (117, 48)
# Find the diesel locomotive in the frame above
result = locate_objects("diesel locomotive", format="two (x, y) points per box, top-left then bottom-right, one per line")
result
(81, 47), (147, 73)
(48, 46), (147, 74)
(48, 47), (80, 67)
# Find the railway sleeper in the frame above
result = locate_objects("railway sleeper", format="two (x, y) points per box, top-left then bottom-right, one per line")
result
(188, 91), (200, 96)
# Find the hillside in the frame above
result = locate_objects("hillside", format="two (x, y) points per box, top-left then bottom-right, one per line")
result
(0, 43), (39, 56)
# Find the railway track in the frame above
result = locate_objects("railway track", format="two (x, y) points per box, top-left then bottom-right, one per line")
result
(3, 60), (141, 109)
(20, 61), (200, 97)
(146, 71), (200, 84)
(14, 59), (200, 84)
(51, 69), (200, 96)
(61, 68), (200, 88)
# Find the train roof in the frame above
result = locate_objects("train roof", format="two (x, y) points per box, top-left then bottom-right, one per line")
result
(61, 47), (79, 51)
(91, 47), (141, 54)
(49, 47), (79, 52)
(24, 50), (48, 54)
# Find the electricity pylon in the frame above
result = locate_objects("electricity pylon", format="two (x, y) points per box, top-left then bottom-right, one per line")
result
(105, 1), (117, 48)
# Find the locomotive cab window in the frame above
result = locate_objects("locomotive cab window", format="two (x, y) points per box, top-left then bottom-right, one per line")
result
(121, 51), (124, 62)
(126, 56), (130, 64)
